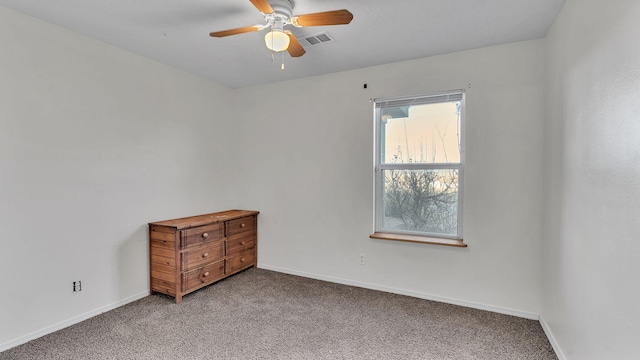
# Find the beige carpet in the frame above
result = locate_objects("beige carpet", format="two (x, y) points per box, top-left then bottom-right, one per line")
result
(0, 268), (557, 359)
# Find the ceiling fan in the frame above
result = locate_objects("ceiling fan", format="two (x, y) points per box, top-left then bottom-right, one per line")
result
(209, 0), (353, 58)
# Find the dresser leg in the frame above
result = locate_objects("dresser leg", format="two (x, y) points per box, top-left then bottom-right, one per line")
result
(175, 295), (182, 304)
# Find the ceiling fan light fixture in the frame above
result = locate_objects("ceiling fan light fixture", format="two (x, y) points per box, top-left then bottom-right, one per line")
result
(265, 29), (290, 52)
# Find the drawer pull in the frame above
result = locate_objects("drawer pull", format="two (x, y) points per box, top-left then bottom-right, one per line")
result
(240, 223), (246, 228)
(203, 272), (210, 277)
(240, 257), (246, 262)
(202, 233), (209, 238)
(202, 253), (209, 258)
(240, 241), (246, 245)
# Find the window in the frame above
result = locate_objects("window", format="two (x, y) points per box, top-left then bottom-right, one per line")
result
(371, 90), (465, 247)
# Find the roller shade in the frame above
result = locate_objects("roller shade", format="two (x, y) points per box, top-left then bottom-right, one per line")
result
(374, 90), (463, 109)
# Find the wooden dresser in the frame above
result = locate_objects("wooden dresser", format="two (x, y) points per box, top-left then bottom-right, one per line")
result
(149, 210), (259, 303)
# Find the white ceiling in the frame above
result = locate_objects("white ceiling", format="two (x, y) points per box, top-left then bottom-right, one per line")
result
(0, 0), (566, 88)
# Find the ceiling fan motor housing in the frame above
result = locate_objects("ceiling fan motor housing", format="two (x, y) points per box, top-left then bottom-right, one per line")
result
(267, 0), (293, 23)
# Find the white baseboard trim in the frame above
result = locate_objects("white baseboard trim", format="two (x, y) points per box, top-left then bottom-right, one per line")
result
(539, 315), (567, 360)
(0, 290), (149, 353)
(258, 264), (540, 320)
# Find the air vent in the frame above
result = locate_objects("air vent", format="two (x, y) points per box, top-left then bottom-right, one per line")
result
(297, 31), (336, 48)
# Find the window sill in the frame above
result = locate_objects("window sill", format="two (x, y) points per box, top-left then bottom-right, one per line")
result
(370, 232), (467, 248)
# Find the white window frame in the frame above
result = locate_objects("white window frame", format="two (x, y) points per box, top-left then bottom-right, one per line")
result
(373, 89), (465, 241)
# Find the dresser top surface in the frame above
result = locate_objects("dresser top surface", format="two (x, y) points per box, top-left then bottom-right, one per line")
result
(149, 210), (259, 229)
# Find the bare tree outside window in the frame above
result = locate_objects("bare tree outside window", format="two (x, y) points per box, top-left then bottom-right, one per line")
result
(383, 169), (459, 235)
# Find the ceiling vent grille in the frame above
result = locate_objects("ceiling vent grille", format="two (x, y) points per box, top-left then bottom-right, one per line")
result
(297, 31), (336, 48)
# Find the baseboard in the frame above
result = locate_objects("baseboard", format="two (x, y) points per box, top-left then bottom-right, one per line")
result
(258, 264), (540, 320)
(539, 315), (567, 360)
(0, 290), (149, 353)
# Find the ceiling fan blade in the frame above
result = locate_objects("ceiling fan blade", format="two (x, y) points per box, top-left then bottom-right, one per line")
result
(291, 9), (353, 27)
(249, 0), (274, 14)
(285, 31), (306, 57)
(210, 25), (261, 38)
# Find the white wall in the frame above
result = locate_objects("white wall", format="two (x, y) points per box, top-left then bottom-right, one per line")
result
(542, 0), (640, 358)
(0, 6), (235, 348)
(233, 39), (546, 317)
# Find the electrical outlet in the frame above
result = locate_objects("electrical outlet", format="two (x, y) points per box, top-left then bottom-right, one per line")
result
(359, 253), (366, 265)
(73, 281), (82, 292)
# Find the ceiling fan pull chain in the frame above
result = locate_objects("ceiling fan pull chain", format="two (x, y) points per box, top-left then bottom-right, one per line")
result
(271, 23), (275, 61)
(281, 51), (285, 71)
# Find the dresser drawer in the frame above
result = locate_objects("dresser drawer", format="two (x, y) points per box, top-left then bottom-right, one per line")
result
(226, 249), (256, 274)
(181, 240), (224, 271)
(226, 216), (256, 237)
(226, 234), (256, 255)
(181, 223), (223, 248)
(182, 260), (225, 292)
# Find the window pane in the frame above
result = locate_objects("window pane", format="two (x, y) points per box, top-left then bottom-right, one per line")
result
(380, 101), (461, 164)
(381, 169), (459, 237)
